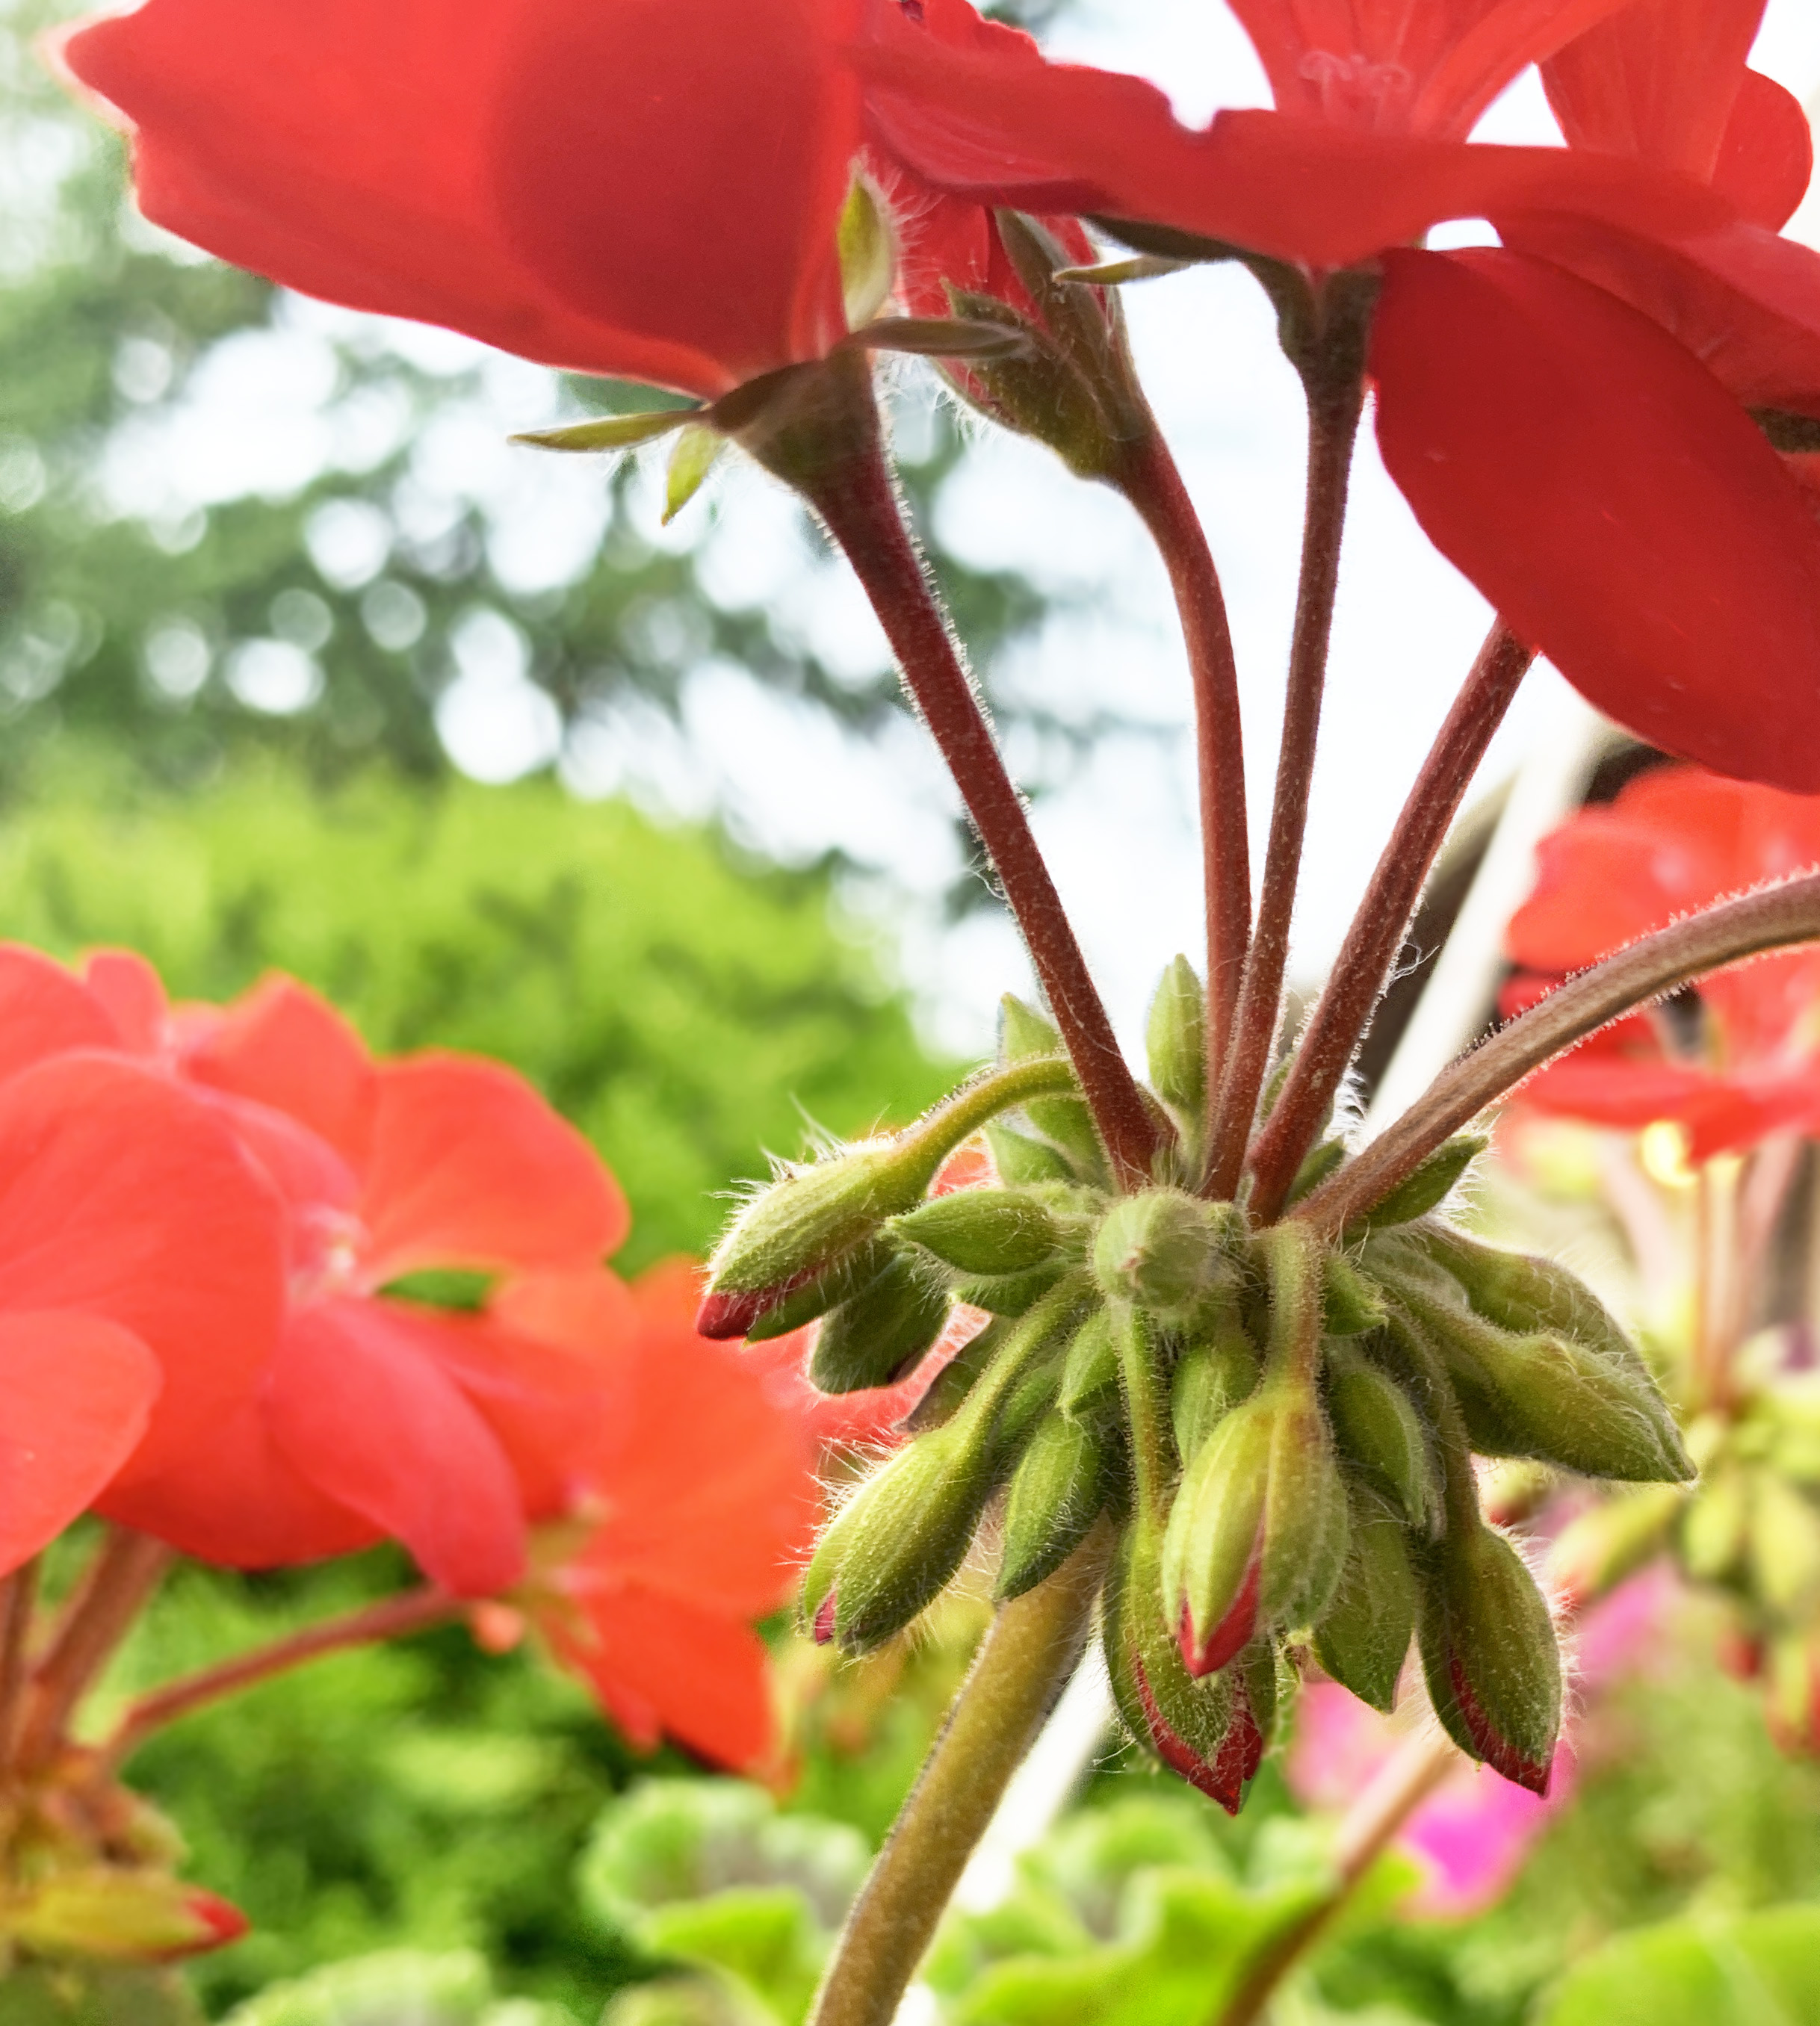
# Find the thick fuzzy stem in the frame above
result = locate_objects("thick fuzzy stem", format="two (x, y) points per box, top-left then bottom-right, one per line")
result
(1207, 359), (1364, 1200)
(16, 1528), (170, 1773)
(102, 1588), (459, 1770)
(1115, 433), (1250, 1098)
(806, 1520), (1115, 2026)
(789, 376), (1155, 1186)
(1298, 870), (1820, 1235)
(1246, 622), (1533, 1221)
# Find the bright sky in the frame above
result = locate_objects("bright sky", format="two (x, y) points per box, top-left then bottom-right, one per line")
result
(79, 0), (1820, 1062)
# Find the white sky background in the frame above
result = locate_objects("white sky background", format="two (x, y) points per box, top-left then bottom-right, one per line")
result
(76, 0), (1820, 1061)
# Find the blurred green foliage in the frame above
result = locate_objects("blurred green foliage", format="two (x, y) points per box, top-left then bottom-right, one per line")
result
(0, 752), (959, 1267)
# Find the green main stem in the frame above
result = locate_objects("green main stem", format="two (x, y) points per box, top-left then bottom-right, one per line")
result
(806, 1521), (1115, 2026)
(1206, 363), (1364, 1201)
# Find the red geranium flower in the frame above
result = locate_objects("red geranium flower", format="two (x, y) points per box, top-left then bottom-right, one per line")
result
(1504, 766), (1820, 1159)
(58, 959), (628, 1599)
(487, 1266), (820, 1771)
(855, 0), (1820, 793)
(55, 0), (867, 400)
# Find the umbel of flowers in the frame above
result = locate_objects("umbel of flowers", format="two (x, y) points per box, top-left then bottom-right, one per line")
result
(701, 973), (1690, 1804)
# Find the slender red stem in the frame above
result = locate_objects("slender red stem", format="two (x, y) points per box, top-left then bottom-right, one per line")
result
(16, 1528), (170, 1772)
(1115, 433), (1250, 1106)
(101, 1587), (459, 1771)
(805, 439), (1157, 1186)
(1297, 869), (1820, 1236)
(1206, 369), (1364, 1200)
(1245, 622), (1533, 1221)
(0, 1560), (38, 1774)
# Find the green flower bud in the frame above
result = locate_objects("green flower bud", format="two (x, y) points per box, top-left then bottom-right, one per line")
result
(986, 1120), (1074, 1186)
(892, 1187), (1065, 1276)
(1680, 1463), (1750, 1582)
(950, 1261), (1070, 1316)
(1145, 955), (1207, 1121)
(999, 994), (1106, 1180)
(1547, 1483), (1686, 1610)
(1102, 1520), (1261, 1815)
(1092, 1189), (1239, 1321)
(1381, 1268), (1691, 1484)
(1163, 1378), (1349, 1676)
(1748, 1472), (1820, 1617)
(809, 1248), (952, 1395)
(741, 1233), (896, 1343)
(1060, 1307), (1120, 1422)
(1313, 1488), (1417, 1713)
(1323, 1252), (1387, 1336)
(1413, 1227), (1641, 1374)
(997, 1411), (1115, 1600)
(1170, 1305), (1260, 1464)
(803, 1419), (996, 1652)
(1417, 1519), (1561, 1794)
(1324, 1341), (1438, 1533)
(1345, 1133), (1487, 1233)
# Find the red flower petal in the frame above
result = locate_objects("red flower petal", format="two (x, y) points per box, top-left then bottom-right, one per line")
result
(1372, 247), (1820, 791)
(0, 947), (119, 1085)
(0, 1055), (286, 1485)
(554, 1585), (776, 1771)
(264, 1297), (526, 1596)
(60, 0), (859, 398)
(183, 975), (377, 1171)
(359, 1056), (628, 1284)
(1715, 72), (1815, 231)
(1517, 1054), (1718, 1127)
(857, 10), (1727, 270)
(0, 1313), (161, 1575)
(1541, 0), (1769, 185)
(101, 1397), (383, 1569)
(81, 950), (169, 1055)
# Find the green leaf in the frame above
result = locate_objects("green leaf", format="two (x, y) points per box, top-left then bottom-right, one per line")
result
(0, 1963), (204, 2026)
(664, 426), (724, 524)
(640, 1891), (822, 2024)
(512, 409), (696, 452)
(1539, 1904), (1820, 2026)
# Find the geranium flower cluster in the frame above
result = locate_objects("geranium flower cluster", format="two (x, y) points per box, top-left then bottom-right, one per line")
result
(0, 946), (835, 1966)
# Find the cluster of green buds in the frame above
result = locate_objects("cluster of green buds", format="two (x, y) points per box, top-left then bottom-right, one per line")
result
(701, 959), (1695, 1808)
(1553, 1358), (1820, 1753)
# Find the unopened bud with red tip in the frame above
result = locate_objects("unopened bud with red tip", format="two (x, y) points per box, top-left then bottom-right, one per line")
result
(1417, 1518), (1562, 1795)
(1547, 1483), (1686, 1611)
(1, 1868), (250, 1962)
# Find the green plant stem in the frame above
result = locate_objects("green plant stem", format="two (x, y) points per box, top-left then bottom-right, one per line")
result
(101, 1587), (459, 1771)
(797, 394), (1157, 1186)
(1297, 869), (1820, 1236)
(1245, 622), (1533, 1221)
(1206, 367), (1364, 1201)
(16, 1528), (170, 1773)
(806, 1519), (1115, 2026)
(1115, 432), (1250, 1099)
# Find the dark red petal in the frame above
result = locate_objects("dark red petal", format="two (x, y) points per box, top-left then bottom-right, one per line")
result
(182, 973), (377, 1169)
(1448, 1652), (1553, 1795)
(265, 1297), (526, 1596)
(489, 0), (861, 392)
(0, 1313), (161, 1573)
(1130, 1653), (1244, 1814)
(0, 1054), (286, 1484)
(1372, 247), (1820, 792)
(1715, 72), (1815, 230)
(360, 1055), (628, 1283)
(0, 947), (118, 1085)
(56, 0), (806, 395)
(856, 15), (1727, 271)
(553, 1586), (776, 1771)
(1541, 0), (1768, 185)
(1177, 1556), (1260, 1679)
(100, 1395), (383, 1568)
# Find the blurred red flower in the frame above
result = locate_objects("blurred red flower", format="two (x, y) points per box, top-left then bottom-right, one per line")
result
(489, 1265), (820, 1770)
(0, 950), (288, 1575)
(1505, 766), (1820, 1160)
(55, 0), (867, 399)
(857, 0), (1820, 793)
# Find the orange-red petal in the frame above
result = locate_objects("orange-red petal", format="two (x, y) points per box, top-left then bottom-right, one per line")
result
(0, 947), (119, 1085)
(1372, 248), (1820, 791)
